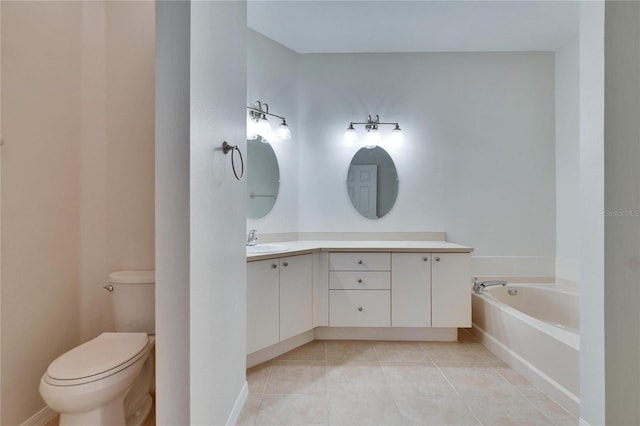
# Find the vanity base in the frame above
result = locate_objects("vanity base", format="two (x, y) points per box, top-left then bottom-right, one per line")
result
(314, 326), (458, 342)
(246, 327), (458, 368)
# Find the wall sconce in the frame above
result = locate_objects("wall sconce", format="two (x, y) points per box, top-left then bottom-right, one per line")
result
(345, 114), (404, 148)
(247, 101), (291, 142)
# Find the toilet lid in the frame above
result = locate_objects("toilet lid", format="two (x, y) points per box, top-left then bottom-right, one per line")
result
(47, 333), (149, 381)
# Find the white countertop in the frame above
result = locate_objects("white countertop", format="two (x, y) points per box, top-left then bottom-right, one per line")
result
(246, 240), (473, 261)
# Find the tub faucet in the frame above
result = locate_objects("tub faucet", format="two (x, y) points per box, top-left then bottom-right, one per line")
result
(473, 278), (507, 294)
(246, 229), (258, 246)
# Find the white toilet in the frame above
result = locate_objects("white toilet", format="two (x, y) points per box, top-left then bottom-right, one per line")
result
(40, 270), (155, 426)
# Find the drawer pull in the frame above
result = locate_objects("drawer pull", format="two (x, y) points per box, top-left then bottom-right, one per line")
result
(357, 260), (363, 265)
(423, 257), (428, 262)
(434, 256), (441, 262)
(357, 306), (363, 312)
(283, 262), (289, 267)
(271, 264), (278, 269)
(357, 279), (363, 283)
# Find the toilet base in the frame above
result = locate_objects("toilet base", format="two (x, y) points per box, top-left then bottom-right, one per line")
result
(126, 394), (152, 426)
(59, 393), (128, 426)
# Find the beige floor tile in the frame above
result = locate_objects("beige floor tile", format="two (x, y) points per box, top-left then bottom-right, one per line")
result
(439, 363), (521, 397)
(528, 397), (579, 425)
(394, 396), (480, 426)
(327, 360), (391, 397)
(422, 342), (498, 364)
(276, 340), (327, 361)
(493, 365), (547, 398)
(465, 396), (553, 425)
(237, 395), (262, 426)
(382, 363), (457, 397)
(375, 341), (431, 363)
(328, 393), (405, 426)
(256, 394), (329, 426)
(247, 361), (271, 394)
(264, 360), (327, 395)
(326, 340), (378, 361)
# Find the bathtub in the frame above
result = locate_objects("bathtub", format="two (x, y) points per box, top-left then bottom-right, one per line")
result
(471, 284), (580, 417)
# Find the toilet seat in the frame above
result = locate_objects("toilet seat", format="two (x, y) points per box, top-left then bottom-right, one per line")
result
(44, 333), (149, 387)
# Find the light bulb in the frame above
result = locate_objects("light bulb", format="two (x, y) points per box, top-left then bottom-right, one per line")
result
(390, 124), (404, 144)
(247, 114), (259, 140)
(277, 119), (291, 140)
(365, 127), (380, 148)
(344, 123), (357, 145)
(255, 115), (271, 138)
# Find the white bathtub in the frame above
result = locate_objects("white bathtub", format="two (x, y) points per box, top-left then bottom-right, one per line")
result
(472, 284), (580, 417)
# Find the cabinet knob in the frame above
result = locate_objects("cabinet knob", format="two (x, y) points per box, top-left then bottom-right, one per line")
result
(283, 262), (289, 267)
(357, 260), (363, 265)
(357, 306), (363, 312)
(357, 279), (363, 283)
(423, 257), (428, 262)
(434, 256), (441, 262)
(271, 264), (278, 269)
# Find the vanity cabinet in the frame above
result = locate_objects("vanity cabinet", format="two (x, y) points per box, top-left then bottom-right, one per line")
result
(327, 251), (471, 328)
(247, 254), (313, 354)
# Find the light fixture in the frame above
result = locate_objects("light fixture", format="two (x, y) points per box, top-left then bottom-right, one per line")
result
(344, 114), (403, 147)
(246, 101), (291, 142)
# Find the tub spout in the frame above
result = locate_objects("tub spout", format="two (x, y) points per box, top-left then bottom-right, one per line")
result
(473, 279), (507, 294)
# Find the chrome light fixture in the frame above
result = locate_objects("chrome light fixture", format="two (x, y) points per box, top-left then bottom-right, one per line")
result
(247, 101), (291, 142)
(345, 114), (403, 147)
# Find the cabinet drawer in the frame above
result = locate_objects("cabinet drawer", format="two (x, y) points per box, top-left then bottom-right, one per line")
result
(329, 290), (390, 327)
(329, 252), (390, 271)
(330, 271), (390, 290)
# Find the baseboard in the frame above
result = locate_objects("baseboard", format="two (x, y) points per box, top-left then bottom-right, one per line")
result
(225, 381), (248, 426)
(314, 326), (457, 341)
(20, 406), (57, 426)
(246, 329), (315, 368)
(471, 323), (580, 418)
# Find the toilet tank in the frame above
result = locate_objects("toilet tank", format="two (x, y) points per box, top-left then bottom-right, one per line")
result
(108, 270), (155, 334)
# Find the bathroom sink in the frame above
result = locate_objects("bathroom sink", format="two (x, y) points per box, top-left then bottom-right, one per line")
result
(246, 244), (287, 254)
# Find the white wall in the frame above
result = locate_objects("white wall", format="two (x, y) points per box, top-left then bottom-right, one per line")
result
(247, 29), (299, 234)
(603, 2), (640, 424)
(1, 2), (155, 423)
(578, 1), (605, 425)
(156, 1), (248, 424)
(555, 36), (580, 286)
(298, 53), (556, 264)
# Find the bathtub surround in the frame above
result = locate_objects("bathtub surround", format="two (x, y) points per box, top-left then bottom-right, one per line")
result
(0, 2), (155, 424)
(472, 284), (580, 416)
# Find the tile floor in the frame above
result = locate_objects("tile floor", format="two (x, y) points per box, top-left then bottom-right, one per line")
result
(239, 330), (578, 426)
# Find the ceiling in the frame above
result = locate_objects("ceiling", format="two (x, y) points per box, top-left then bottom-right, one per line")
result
(247, 0), (580, 53)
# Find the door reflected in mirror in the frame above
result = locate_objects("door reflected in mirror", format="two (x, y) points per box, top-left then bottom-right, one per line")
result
(347, 146), (398, 220)
(247, 139), (280, 219)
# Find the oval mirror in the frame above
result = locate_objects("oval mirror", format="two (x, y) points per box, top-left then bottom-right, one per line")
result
(347, 146), (398, 220)
(247, 139), (280, 219)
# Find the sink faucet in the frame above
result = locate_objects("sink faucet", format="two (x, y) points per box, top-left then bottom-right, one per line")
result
(473, 278), (507, 294)
(246, 229), (258, 246)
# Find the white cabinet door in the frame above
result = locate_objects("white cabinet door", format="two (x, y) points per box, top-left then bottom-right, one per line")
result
(280, 254), (313, 341)
(247, 259), (280, 354)
(431, 253), (471, 327)
(391, 253), (432, 327)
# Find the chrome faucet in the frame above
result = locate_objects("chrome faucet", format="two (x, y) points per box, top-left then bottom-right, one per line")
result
(473, 278), (507, 294)
(246, 229), (258, 246)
